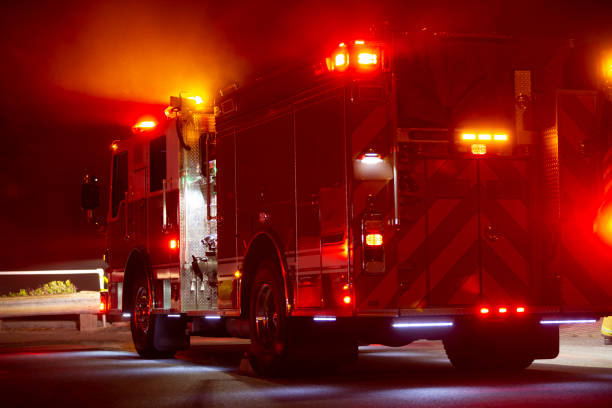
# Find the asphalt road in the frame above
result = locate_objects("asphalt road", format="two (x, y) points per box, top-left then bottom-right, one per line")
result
(0, 321), (611, 408)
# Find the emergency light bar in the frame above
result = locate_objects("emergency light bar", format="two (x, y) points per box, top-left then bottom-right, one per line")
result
(328, 40), (382, 72)
(459, 130), (510, 156)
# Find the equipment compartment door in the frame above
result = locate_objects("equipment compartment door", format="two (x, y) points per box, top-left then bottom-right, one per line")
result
(294, 94), (347, 309)
(479, 158), (532, 304)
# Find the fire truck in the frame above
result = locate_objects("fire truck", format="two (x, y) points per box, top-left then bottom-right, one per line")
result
(82, 31), (612, 375)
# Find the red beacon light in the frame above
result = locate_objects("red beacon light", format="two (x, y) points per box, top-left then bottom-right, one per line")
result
(480, 307), (490, 315)
(328, 40), (381, 72)
(131, 120), (157, 134)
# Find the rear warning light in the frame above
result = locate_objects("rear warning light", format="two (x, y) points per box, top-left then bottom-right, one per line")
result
(516, 306), (526, 313)
(343, 295), (352, 304)
(99, 302), (106, 312)
(478, 134), (492, 141)
(471, 144), (487, 155)
(358, 53), (377, 65)
(354, 40), (365, 45)
(494, 134), (508, 141)
(169, 239), (179, 250)
(480, 307), (490, 314)
(462, 133), (476, 140)
(365, 233), (383, 246)
(498, 307), (508, 314)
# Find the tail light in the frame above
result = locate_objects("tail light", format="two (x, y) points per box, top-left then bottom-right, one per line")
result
(362, 216), (385, 273)
(99, 292), (108, 313)
(479, 305), (527, 316)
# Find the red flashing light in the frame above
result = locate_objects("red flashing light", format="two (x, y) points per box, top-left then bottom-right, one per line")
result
(471, 144), (487, 155)
(480, 307), (490, 314)
(169, 239), (179, 250)
(498, 307), (508, 314)
(358, 53), (377, 65)
(99, 302), (106, 312)
(516, 306), (526, 313)
(343, 295), (352, 304)
(131, 120), (157, 134)
(365, 233), (383, 246)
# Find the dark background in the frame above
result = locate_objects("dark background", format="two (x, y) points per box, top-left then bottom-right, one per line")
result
(1, 0), (611, 270)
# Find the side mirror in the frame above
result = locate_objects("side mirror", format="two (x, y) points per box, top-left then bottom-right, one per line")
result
(81, 174), (100, 210)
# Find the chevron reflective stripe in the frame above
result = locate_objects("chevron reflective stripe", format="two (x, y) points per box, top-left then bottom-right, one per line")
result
(557, 91), (612, 308)
(356, 155), (535, 311)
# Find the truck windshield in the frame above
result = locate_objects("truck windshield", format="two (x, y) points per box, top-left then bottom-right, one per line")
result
(394, 34), (516, 132)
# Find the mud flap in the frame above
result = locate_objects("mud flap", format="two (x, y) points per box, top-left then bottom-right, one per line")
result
(153, 315), (190, 352)
(285, 317), (357, 365)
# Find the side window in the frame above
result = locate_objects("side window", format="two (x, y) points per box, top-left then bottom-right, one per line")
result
(111, 152), (128, 217)
(149, 135), (166, 192)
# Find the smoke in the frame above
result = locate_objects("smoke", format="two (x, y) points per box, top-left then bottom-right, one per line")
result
(47, 1), (250, 106)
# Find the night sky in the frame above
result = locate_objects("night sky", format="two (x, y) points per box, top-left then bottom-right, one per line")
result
(1, 0), (611, 270)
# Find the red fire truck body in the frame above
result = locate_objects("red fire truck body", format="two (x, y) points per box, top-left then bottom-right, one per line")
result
(95, 32), (612, 373)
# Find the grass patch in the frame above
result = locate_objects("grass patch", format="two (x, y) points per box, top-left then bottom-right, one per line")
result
(1, 280), (78, 298)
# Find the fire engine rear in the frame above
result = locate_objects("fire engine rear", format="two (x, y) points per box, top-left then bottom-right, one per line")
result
(82, 31), (612, 375)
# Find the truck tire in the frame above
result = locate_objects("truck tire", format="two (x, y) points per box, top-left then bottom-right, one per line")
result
(248, 260), (289, 376)
(130, 274), (175, 359)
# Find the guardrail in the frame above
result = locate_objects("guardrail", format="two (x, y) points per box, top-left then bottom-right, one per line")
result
(0, 269), (105, 330)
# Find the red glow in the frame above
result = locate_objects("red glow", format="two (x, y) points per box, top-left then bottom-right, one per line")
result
(516, 306), (526, 313)
(498, 307), (508, 314)
(594, 202), (612, 247)
(343, 295), (352, 304)
(169, 239), (179, 250)
(99, 302), (106, 312)
(480, 307), (490, 314)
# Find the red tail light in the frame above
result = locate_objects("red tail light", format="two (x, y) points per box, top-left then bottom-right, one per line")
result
(99, 292), (108, 313)
(169, 239), (179, 250)
(480, 307), (490, 314)
(516, 306), (526, 313)
(498, 307), (508, 314)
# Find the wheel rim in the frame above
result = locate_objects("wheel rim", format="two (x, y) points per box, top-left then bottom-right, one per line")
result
(254, 283), (279, 348)
(134, 286), (151, 334)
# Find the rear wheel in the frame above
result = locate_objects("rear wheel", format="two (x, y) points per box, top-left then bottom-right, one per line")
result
(130, 274), (175, 358)
(248, 260), (288, 376)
